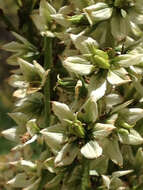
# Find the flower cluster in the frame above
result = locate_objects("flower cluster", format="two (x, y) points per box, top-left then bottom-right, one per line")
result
(1, 0), (143, 189)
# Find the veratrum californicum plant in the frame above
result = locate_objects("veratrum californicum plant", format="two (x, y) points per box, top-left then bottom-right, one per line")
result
(1, 0), (143, 189)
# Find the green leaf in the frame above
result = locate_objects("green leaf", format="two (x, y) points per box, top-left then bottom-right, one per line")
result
(81, 140), (102, 159)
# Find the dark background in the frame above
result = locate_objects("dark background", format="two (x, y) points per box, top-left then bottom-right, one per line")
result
(0, 0), (18, 154)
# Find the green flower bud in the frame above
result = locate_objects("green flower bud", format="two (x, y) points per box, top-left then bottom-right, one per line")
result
(118, 120), (133, 129)
(68, 14), (87, 25)
(74, 120), (85, 138)
(57, 76), (76, 90)
(118, 128), (129, 135)
(94, 49), (109, 60)
(93, 55), (110, 69)
(66, 119), (85, 138)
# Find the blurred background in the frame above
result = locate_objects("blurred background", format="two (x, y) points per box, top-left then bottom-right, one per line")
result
(0, 0), (18, 155)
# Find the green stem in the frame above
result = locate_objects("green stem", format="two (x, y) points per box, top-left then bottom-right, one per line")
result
(44, 37), (53, 127)
(81, 159), (90, 190)
(38, 170), (55, 190)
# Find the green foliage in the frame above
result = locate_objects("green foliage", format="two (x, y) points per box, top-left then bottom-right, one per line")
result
(1, 0), (143, 189)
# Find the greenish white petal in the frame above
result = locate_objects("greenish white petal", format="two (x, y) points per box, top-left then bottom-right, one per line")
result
(55, 143), (79, 166)
(81, 140), (102, 159)
(52, 101), (75, 122)
(102, 138), (123, 166)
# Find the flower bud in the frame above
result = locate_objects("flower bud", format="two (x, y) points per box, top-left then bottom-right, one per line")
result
(66, 119), (85, 138)
(94, 49), (109, 60)
(68, 14), (87, 25)
(93, 55), (110, 69)
(73, 120), (85, 138)
(118, 120), (133, 129)
(57, 76), (76, 90)
(118, 128), (129, 135)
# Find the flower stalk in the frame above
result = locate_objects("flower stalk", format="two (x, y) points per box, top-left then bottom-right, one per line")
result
(44, 37), (53, 127)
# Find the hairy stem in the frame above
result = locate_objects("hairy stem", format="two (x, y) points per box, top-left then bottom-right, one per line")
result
(44, 37), (53, 127)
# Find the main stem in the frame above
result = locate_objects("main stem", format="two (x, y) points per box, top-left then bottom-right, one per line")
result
(44, 37), (52, 127)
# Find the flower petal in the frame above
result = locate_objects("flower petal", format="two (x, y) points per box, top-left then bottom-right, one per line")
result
(52, 101), (75, 122)
(55, 143), (79, 166)
(81, 140), (102, 159)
